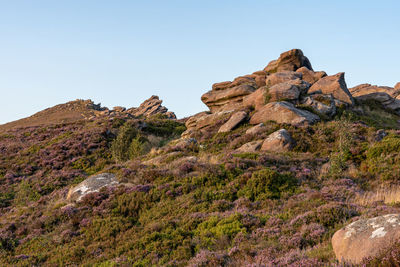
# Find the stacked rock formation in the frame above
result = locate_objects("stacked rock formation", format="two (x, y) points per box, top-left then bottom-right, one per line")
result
(183, 49), (356, 139)
(127, 95), (176, 119)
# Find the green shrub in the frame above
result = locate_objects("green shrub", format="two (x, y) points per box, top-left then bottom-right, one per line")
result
(111, 122), (139, 162)
(239, 168), (297, 200)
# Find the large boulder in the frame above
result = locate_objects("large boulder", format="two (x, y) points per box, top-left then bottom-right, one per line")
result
(265, 71), (302, 87)
(182, 110), (234, 138)
(395, 82), (400, 91)
(246, 123), (267, 135)
(268, 82), (300, 102)
(235, 140), (263, 153)
(261, 129), (293, 152)
(67, 173), (119, 202)
(264, 49), (313, 73)
(296, 66), (327, 85)
(243, 87), (268, 110)
(249, 101), (320, 125)
(308, 72), (354, 105)
(218, 111), (248, 133)
(201, 84), (256, 113)
(332, 214), (400, 264)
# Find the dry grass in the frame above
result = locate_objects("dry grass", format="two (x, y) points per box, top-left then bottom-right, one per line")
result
(354, 185), (400, 206)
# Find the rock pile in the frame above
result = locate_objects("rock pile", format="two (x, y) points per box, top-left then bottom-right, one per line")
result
(184, 48), (358, 139)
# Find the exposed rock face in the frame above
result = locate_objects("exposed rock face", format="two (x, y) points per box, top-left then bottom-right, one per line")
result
(264, 49), (313, 73)
(243, 87), (268, 110)
(308, 72), (354, 105)
(395, 82), (400, 91)
(246, 123), (266, 135)
(265, 71), (302, 87)
(296, 66), (327, 85)
(261, 129), (293, 152)
(332, 214), (400, 264)
(349, 84), (400, 113)
(218, 111), (248, 133)
(129, 95), (176, 119)
(182, 110), (233, 138)
(249, 101), (320, 125)
(201, 84), (256, 113)
(268, 82), (300, 102)
(67, 173), (119, 202)
(301, 94), (336, 117)
(236, 140), (263, 153)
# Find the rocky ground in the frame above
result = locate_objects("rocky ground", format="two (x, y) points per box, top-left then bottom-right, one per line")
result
(1, 49), (400, 266)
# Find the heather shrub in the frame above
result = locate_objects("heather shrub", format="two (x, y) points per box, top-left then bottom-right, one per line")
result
(239, 168), (297, 200)
(194, 214), (246, 249)
(111, 122), (140, 162)
(363, 135), (400, 180)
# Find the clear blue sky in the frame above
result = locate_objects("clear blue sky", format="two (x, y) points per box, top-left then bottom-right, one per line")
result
(1, 1), (399, 124)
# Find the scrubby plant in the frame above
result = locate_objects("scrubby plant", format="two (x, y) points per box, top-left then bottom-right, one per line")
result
(239, 168), (297, 200)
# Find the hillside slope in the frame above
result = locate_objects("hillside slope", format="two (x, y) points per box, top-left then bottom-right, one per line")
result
(1, 49), (400, 266)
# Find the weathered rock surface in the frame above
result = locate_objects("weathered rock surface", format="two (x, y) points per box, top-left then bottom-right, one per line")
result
(332, 214), (400, 264)
(261, 129), (293, 152)
(296, 66), (326, 85)
(265, 71), (302, 87)
(182, 110), (233, 138)
(350, 84), (400, 112)
(235, 140), (263, 153)
(243, 87), (268, 110)
(201, 84), (256, 113)
(218, 111), (248, 133)
(308, 73), (354, 105)
(264, 49), (313, 73)
(67, 173), (119, 202)
(395, 82), (400, 91)
(301, 94), (336, 117)
(245, 123), (267, 135)
(249, 101), (320, 125)
(129, 95), (176, 119)
(268, 82), (300, 102)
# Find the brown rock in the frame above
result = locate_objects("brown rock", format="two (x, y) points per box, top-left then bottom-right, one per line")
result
(212, 81), (232, 91)
(301, 94), (336, 117)
(243, 87), (268, 110)
(332, 214), (400, 264)
(350, 84), (400, 112)
(235, 140), (263, 153)
(268, 82), (300, 102)
(129, 95), (176, 119)
(264, 49), (313, 73)
(395, 82), (400, 91)
(113, 106), (126, 112)
(218, 111), (248, 133)
(296, 66), (327, 85)
(250, 101), (320, 125)
(265, 71), (302, 87)
(201, 84), (256, 113)
(261, 129), (293, 152)
(245, 123), (266, 135)
(308, 72), (354, 105)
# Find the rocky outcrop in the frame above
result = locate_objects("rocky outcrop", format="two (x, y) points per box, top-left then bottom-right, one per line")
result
(67, 173), (119, 202)
(201, 84), (256, 113)
(250, 101), (320, 125)
(296, 67), (327, 85)
(261, 129), (293, 152)
(243, 87), (268, 110)
(308, 73), (354, 105)
(264, 49), (313, 73)
(349, 84), (400, 113)
(128, 95), (176, 119)
(182, 110), (233, 138)
(218, 111), (248, 133)
(332, 214), (400, 264)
